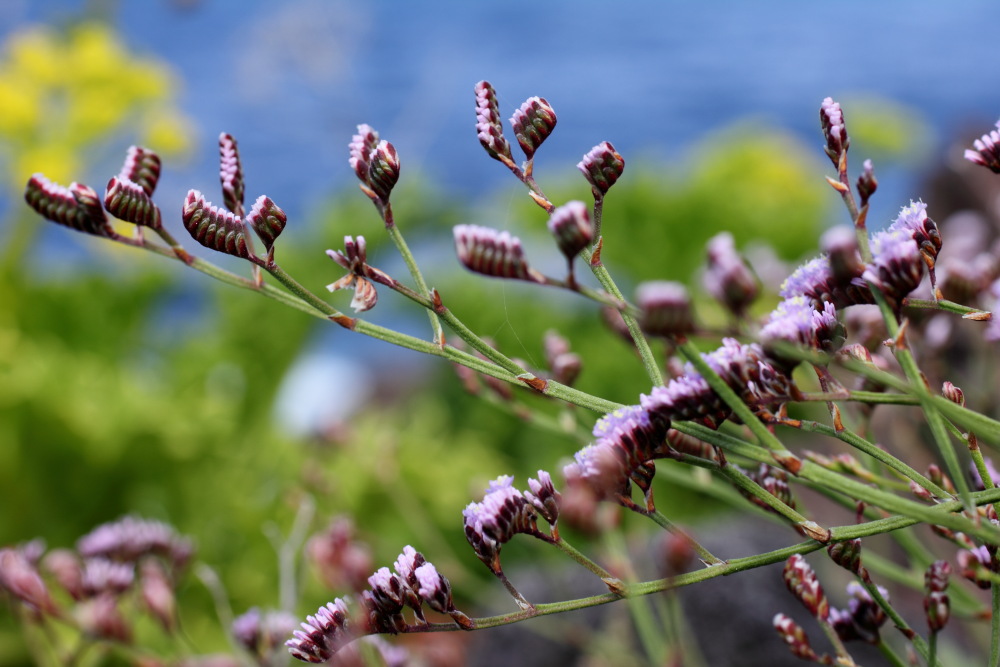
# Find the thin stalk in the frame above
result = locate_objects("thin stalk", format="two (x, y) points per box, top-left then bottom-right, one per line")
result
(904, 297), (990, 317)
(992, 584), (1000, 667)
(798, 390), (918, 406)
(644, 510), (724, 565)
(859, 577), (929, 663)
(876, 640), (910, 667)
(551, 536), (615, 581)
(787, 419), (949, 498)
(380, 202), (444, 344)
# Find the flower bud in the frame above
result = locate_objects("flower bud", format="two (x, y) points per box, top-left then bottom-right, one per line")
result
(510, 96), (557, 160)
(827, 538), (862, 575)
(0, 548), (58, 614)
(286, 599), (355, 663)
(182, 190), (255, 260)
(104, 177), (162, 229)
(349, 124), (380, 185)
(367, 140), (400, 203)
(773, 613), (819, 661)
(25, 175), (113, 237)
(577, 141), (625, 196)
(820, 97), (849, 166)
(524, 470), (561, 526)
(547, 200), (592, 262)
(783, 554), (828, 620)
(140, 559), (176, 632)
(219, 133), (245, 216)
(453, 224), (540, 282)
(475, 81), (513, 164)
(857, 159), (877, 207)
(942, 381), (965, 407)
(117, 145), (161, 196)
(636, 281), (694, 338)
(246, 195), (287, 253)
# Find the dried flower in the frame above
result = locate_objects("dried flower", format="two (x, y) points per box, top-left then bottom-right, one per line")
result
(453, 224), (541, 282)
(286, 599), (355, 663)
(636, 281), (694, 338)
(475, 81), (513, 165)
(703, 232), (759, 317)
(246, 195), (287, 254)
(182, 190), (256, 261)
(547, 200), (592, 264)
(964, 119), (1000, 173)
(104, 176), (162, 229)
(783, 554), (828, 620)
(326, 236), (391, 313)
(510, 96), (557, 160)
(25, 175), (114, 237)
(577, 141), (625, 196)
(219, 133), (245, 216)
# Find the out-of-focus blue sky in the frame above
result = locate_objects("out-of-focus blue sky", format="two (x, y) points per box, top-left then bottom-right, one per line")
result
(4, 0), (1000, 224)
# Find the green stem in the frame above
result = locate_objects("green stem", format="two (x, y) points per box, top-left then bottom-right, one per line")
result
(788, 419), (949, 498)
(876, 639), (910, 667)
(860, 576), (930, 662)
(381, 203), (444, 344)
(904, 297), (990, 317)
(992, 584), (1000, 667)
(798, 390), (918, 406)
(551, 535), (615, 581)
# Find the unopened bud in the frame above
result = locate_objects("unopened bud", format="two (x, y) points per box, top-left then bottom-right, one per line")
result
(925, 559), (951, 593)
(820, 97), (849, 166)
(42, 549), (83, 600)
(453, 224), (541, 282)
(475, 81), (513, 164)
(76, 593), (131, 643)
(547, 200), (592, 262)
(140, 559), (176, 632)
(524, 470), (561, 526)
(773, 613), (819, 661)
(783, 554), (828, 620)
(942, 381), (965, 407)
(577, 141), (625, 196)
(827, 538), (862, 576)
(857, 159), (877, 207)
(636, 281), (694, 338)
(0, 548), (58, 614)
(246, 195), (287, 253)
(219, 133), (245, 216)
(367, 140), (400, 203)
(349, 124), (380, 185)
(25, 175), (113, 237)
(104, 177), (162, 229)
(117, 145), (161, 196)
(510, 96), (557, 160)
(182, 190), (255, 260)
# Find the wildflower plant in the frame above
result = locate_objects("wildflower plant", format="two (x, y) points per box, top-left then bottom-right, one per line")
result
(10, 79), (1000, 666)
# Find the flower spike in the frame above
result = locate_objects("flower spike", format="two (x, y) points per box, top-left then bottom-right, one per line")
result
(219, 133), (245, 216)
(25, 175), (115, 238)
(475, 81), (514, 166)
(181, 190), (256, 261)
(453, 224), (543, 282)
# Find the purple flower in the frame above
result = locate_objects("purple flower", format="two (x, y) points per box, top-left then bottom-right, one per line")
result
(820, 97), (849, 165)
(77, 516), (193, 570)
(234, 607), (297, 656)
(81, 558), (135, 597)
(326, 236), (390, 313)
(863, 229), (924, 308)
(286, 599), (355, 663)
(349, 124), (380, 185)
(414, 562), (455, 615)
(524, 470), (561, 526)
(759, 297), (842, 366)
(562, 442), (631, 502)
(781, 254), (872, 310)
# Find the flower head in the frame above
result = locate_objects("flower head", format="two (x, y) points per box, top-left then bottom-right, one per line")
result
(286, 599), (355, 663)
(577, 141), (625, 196)
(510, 96), (557, 160)
(76, 516), (193, 571)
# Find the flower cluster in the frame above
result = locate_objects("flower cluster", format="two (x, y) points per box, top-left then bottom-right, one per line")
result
(286, 546), (469, 663)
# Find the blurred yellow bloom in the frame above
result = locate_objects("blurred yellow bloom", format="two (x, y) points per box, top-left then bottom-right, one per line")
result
(0, 21), (194, 190)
